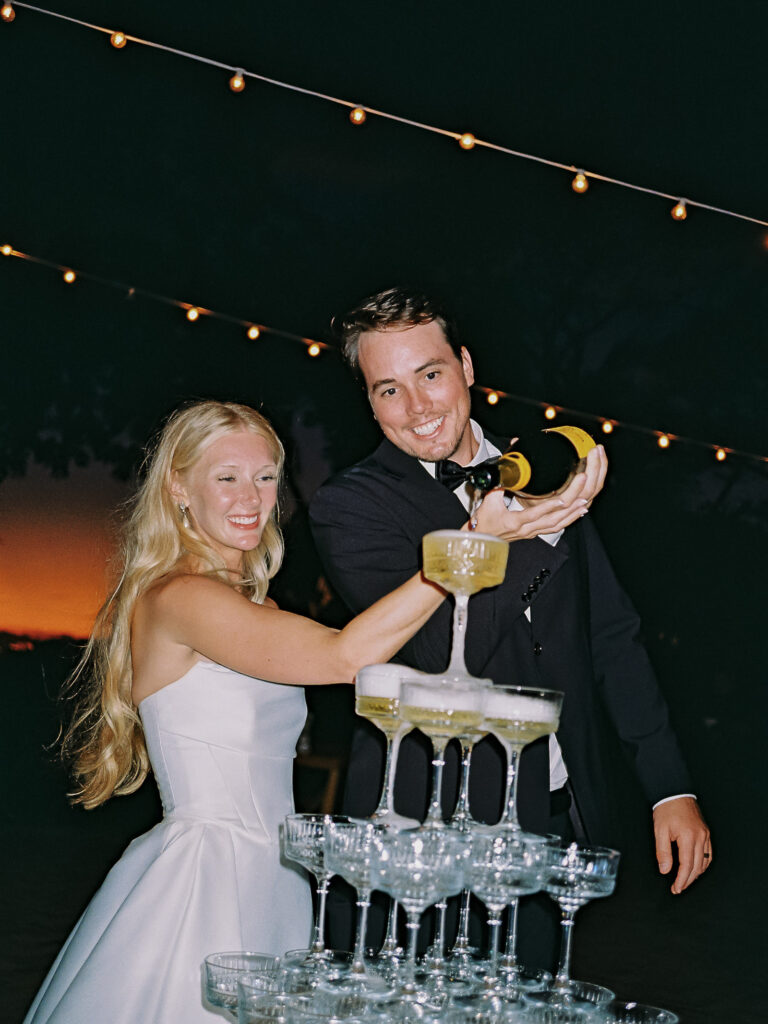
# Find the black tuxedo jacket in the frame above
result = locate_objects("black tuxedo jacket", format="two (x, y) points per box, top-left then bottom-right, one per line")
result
(309, 435), (693, 843)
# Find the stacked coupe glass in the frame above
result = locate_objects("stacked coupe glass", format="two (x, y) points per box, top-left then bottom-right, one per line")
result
(205, 529), (679, 1024)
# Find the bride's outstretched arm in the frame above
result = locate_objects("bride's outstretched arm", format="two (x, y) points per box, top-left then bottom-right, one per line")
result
(136, 570), (445, 688)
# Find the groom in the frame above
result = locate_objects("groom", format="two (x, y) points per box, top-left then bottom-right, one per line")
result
(309, 287), (712, 962)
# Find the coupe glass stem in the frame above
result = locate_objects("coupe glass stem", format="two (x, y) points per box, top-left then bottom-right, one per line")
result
(381, 899), (401, 954)
(374, 726), (407, 818)
(372, 734), (396, 817)
(554, 906), (578, 990)
(452, 889), (472, 954)
(500, 896), (521, 978)
(428, 900), (448, 964)
(351, 888), (372, 974)
(487, 910), (504, 980)
(425, 738), (450, 826)
(446, 591), (471, 676)
(309, 874), (331, 955)
(451, 737), (475, 829)
(500, 741), (523, 830)
(403, 909), (422, 995)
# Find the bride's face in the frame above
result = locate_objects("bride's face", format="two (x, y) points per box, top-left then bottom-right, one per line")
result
(174, 430), (279, 570)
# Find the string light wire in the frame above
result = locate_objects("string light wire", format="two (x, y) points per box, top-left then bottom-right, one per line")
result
(1, 245), (329, 351)
(2, 243), (763, 465)
(6, 1), (768, 228)
(475, 387), (764, 465)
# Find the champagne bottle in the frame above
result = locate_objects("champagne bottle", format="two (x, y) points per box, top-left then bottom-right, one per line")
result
(469, 425), (596, 498)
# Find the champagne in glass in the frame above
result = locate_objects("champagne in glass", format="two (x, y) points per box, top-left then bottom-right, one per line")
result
(354, 663), (423, 830)
(401, 680), (487, 828)
(422, 529), (508, 682)
(423, 529), (509, 595)
(482, 686), (563, 830)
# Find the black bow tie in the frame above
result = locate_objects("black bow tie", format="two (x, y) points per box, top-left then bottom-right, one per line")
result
(435, 457), (498, 491)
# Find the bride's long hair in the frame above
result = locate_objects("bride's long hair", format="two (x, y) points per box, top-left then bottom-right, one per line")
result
(61, 400), (285, 809)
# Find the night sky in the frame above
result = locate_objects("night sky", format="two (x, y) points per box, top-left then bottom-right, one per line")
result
(1, 0), (766, 635)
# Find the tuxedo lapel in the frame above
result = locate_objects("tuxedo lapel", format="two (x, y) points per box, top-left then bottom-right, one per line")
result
(371, 438), (469, 530)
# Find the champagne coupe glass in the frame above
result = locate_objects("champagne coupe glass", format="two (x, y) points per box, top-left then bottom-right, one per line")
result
(530, 842), (620, 1012)
(371, 828), (468, 1001)
(482, 686), (563, 832)
(482, 686), (563, 991)
(324, 820), (390, 988)
(203, 951), (279, 1015)
(355, 663), (421, 830)
(464, 830), (549, 994)
(422, 529), (509, 681)
(401, 679), (487, 829)
(282, 813), (350, 966)
(401, 679), (486, 967)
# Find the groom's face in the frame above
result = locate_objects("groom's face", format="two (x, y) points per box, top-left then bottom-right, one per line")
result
(357, 321), (477, 465)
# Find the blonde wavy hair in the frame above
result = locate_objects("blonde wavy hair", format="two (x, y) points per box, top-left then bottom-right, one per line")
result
(61, 400), (285, 809)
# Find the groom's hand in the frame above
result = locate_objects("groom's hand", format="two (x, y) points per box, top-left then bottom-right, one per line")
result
(472, 445), (608, 542)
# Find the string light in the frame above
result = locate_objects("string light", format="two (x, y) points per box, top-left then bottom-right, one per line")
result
(110, 31), (126, 48)
(2, 240), (763, 467)
(229, 70), (245, 93)
(8, 2), (768, 229)
(571, 171), (589, 193)
(349, 106), (366, 125)
(1, 4), (15, 23)
(671, 200), (688, 221)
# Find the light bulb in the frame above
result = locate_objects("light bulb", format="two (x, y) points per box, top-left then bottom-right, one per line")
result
(349, 106), (366, 125)
(601, 420), (614, 434)
(486, 390), (500, 405)
(715, 447), (727, 462)
(63, 270), (76, 284)
(1, 4), (16, 23)
(307, 342), (321, 357)
(571, 172), (589, 193)
(671, 200), (687, 221)
(247, 325), (260, 340)
(1, 244), (12, 256)
(229, 71), (245, 93)
(458, 133), (476, 150)
(544, 405), (557, 420)
(186, 307), (200, 322)
(110, 31), (127, 48)
(657, 434), (670, 449)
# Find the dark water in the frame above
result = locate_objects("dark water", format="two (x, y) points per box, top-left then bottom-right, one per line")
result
(1, 639), (763, 1024)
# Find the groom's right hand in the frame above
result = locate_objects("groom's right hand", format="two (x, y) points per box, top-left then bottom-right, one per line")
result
(472, 445), (607, 542)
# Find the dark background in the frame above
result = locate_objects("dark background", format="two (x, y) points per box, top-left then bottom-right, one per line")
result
(1, 1), (766, 1021)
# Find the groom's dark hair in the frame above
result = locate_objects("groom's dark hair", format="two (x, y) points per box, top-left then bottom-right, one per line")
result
(334, 286), (462, 382)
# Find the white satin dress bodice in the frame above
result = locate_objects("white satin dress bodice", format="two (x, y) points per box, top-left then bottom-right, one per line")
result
(24, 661), (313, 1023)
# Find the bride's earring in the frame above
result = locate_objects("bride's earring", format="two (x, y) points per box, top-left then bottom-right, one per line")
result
(178, 503), (191, 529)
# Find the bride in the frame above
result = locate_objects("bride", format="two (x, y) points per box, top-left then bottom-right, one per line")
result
(24, 400), (445, 1023)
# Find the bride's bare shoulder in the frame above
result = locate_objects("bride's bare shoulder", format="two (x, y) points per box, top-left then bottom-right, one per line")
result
(137, 573), (234, 617)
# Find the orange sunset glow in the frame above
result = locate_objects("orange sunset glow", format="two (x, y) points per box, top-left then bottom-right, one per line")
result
(0, 463), (133, 638)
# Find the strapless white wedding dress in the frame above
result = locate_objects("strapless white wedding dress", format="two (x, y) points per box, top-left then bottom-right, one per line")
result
(24, 661), (313, 1023)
